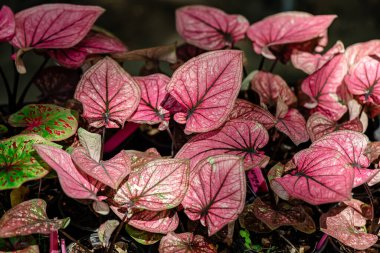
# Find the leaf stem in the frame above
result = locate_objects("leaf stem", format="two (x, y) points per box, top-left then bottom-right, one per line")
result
(258, 56), (265, 71)
(107, 212), (128, 253)
(17, 57), (49, 108)
(60, 230), (92, 253)
(269, 60), (278, 73)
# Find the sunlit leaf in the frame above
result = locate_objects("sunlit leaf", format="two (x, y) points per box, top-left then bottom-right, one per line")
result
(345, 39), (380, 67)
(159, 232), (216, 253)
(77, 127), (101, 162)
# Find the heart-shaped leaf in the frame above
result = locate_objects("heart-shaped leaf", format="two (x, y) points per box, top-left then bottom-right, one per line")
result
(77, 127), (101, 162)
(320, 203), (378, 250)
(124, 148), (161, 172)
(34, 144), (101, 200)
(125, 224), (163, 245)
(129, 74), (170, 128)
(8, 104), (78, 141)
(176, 5), (249, 50)
(247, 12), (336, 60)
(159, 232), (217, 253)
(251, 71), (296, 106)
(0, 6), (15, 42)
(72, 147), (131, 189)
(48, 29), (127, 68)
(166, 50), (243, 134)
(181, 155), (246, 236)
(128, 209), (179, 234)
(98, 220), (119, 247)
(0, 199), (70, 238)
(345, 39), (380, 67)
(0, 134), (59, 190)
(273, 147), (353, 205)
(74, 56), (141, 128)
(114, 158), (189, 211)
(0, 236), (38, 253)
(311, 130), (374, 187)
(301, 54), (348, 121)
(228, 99), (276, 129)
(176, 120), (269, 171)
(307, 112), (363, 142)
(291, 40), (345, 74)
(345, 56), (380, 104)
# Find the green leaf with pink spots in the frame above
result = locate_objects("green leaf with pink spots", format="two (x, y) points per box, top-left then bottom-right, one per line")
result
(0, 134), (60, 190)
(0, 199), (70, 238)
(8, 104), (78, 141)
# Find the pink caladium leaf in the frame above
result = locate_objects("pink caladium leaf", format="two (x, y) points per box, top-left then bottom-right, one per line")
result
(311, 130), (375, 187)
(176, 120), (269, 171)
(48, 29), (127, 69)
(124, 148), (161, 172)
(114, 44), (177, 64)
(74, 57), (141, 128)
(176, 5), (249, 50)
(71, 147), (131, 190)
(77, 127), (101, 162)
(181, 155), (246, 236)
(166, 50), (243, 134)
(368, 168), (380, 186)
(273, 147), (354, 205)
(129, 74), (170, 129)
(8, 104), (78, 141)
(320, 203), (378, 250)
(247, 12), (336, 61)
(365, 142), (380, 163)
(0, 134), (60, 191)
(348, 99), (368, 132)
(247, 167), (268, 193)
(291, 40), (345, 74)
(0, 5), (15, 42)
(345, 39), (380, 67)
(274, 100), (309, 145)
(159, 232), (217, 253)
(301, 54), (348, 121)
(228, 99), (276, 129)
(251, 71), (296, 106)
(345, 56), (380, 104)
(128, 209), (179, 234)
(0, 199), (70, 238)
(98, 220), (119, 247)
(34, 144), (102, 200)
(307, 112), (363, 142)
(114, 158), (189, 211)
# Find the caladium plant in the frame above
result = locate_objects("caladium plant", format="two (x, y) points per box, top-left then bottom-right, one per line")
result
(2, 3), (380, 252)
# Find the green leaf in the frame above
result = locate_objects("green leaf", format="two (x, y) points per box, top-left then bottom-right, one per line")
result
(0, 125), (8, 135)
(125, 224), (163, 245)
(8, 104), (78, 141)
(0, 134), (60, 190)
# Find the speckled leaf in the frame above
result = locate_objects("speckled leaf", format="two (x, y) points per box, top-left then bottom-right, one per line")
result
(365, 142), (380, 163)
(301, 54), (348, 121)
(228, 99), (276, 129)
(124, 148), (161, 173)
(320, 204), (377, 250)
(114, 159), (189, 211)
(273, 147), (353, 205)
(0, 6), (15, 42)
(0, 134), (59, 190)
(0, 199), (70, 238)
(48, 29), (127, 69)
(77, 128), (101, 162)
(311, 131), (373, 187)
(166, 50), (243, 134)
(0, 236), (38, 253)
(181, 155), (246, 236)
(98, 220), (119, 247)
(176, 5), (248, 50)
(345, 39), (380, 67)
(128, 209), (179, 234)
(176, 120), (269, 171)
(307, 113), (363, 142)
(92, 200), (109, 216)
(125, 224), (163, 245)
(129, 74), (170, 128)
(8, 104), (78, 141)
(251, 71), (296, 106)
(291, 40), (345, 74)
(159, 232), (217, 253)
(72, 147), (131, 189)
(345, 56), (380, 104)
(74, 57), (141, 128)
(34, 144), (101, 200)
(114, 44), (177, 64)
(247, 12), (336, 60)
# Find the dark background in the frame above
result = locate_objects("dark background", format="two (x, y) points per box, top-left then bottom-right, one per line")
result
(1, 0), (380, 103)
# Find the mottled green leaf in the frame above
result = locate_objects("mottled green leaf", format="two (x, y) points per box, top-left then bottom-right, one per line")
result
(0, 134), (60, 190)
(8, 104), (78, 141)
(125, 224), (163, 245)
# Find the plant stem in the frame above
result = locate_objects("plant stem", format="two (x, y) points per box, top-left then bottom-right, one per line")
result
(269, 60), (278, 73)
(258, 56), (265, 71)
(107, 212), (129, 253)
(0, 65), (12, 107)
(17, 57), (49, 108)
(60, 230), (92, 253)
